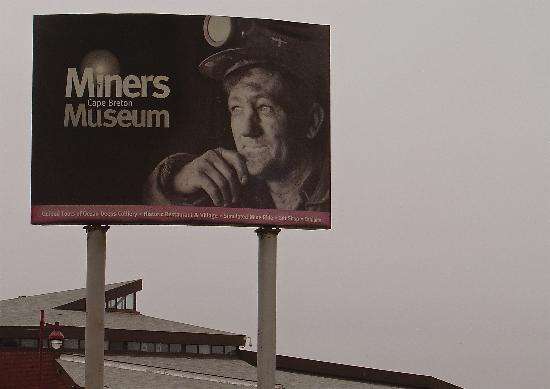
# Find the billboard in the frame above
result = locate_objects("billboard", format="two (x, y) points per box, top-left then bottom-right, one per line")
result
(32, 14), (330, 229)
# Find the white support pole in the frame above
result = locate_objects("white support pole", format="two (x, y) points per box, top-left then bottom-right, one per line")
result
(84, 225), (109, 389)
(256, 227), (280, 389)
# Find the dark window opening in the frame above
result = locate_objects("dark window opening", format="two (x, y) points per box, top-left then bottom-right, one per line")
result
(110, 341), (126, 352)
(185, 344), (198, 354)
(0, 339), (19, 347)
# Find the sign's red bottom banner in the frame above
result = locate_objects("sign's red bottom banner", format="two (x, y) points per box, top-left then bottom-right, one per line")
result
(32, 205), (331, 229)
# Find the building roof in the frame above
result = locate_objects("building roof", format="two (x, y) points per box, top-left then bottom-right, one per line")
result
(1, 280), (463, 389)
(58, 353), (413, 389)
(0, 280), (236, 336)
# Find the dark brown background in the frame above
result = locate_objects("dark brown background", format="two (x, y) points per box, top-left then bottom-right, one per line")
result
(32, 14), (233, 205)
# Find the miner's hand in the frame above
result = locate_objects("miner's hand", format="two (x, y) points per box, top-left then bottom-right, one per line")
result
(172, 148), (249, 206)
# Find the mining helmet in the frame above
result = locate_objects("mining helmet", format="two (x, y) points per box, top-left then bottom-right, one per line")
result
(199, 16), (329, 91)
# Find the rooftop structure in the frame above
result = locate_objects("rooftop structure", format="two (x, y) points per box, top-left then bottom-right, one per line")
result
(0, 280), (463, 388)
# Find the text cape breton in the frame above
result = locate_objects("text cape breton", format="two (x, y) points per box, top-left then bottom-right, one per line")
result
(64, 68), (171, 128)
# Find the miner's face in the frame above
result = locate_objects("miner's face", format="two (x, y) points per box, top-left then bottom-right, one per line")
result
(227, 67), (297, 179)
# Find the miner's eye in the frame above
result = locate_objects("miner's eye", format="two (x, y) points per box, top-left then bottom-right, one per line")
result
(258, 105), (274, 115)
(230, 105), (243, 114)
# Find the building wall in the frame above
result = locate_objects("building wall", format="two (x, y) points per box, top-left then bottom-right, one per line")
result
(0, 349), (75, 389)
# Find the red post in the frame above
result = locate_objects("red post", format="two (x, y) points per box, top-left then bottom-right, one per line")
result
(38, 309), (44, 389)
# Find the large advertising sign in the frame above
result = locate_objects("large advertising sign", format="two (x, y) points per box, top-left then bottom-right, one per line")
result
(32, 14), (330, 229)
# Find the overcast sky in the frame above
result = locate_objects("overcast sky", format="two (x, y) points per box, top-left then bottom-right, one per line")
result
(1, 1), (549, 389)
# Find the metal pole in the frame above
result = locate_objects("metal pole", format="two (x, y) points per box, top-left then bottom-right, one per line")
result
(84, 225), (109, 389)
(255, 227), (280, 389)
(38, 309), (44, 389)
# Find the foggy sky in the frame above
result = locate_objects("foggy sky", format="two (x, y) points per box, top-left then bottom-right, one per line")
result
(1, 1), (548, 389)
